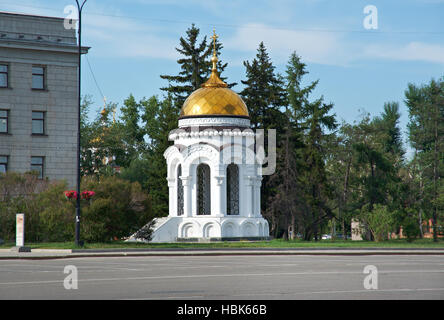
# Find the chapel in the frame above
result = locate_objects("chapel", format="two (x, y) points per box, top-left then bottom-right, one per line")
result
(149, 31), (270, 242)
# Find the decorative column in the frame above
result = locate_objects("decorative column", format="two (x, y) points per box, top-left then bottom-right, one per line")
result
(254, 177), (262, 217)
(167, 177), (176, 217)
(214, 175), (225, 217)
(180, 175), (192, 217)
(244, 176), (254, 218)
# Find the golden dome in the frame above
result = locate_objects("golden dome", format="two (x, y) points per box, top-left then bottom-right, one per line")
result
(179, 31), (249, 119)
(180, 86), (249, 118)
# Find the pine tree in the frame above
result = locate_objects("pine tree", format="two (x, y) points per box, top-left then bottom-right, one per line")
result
(374, 102), (406, 230)
(120, 94), (146, 164)
(300, 97), (337, 240)
(160, 24), (234, 109)
(240, 42), (286, 130)
(240, 43), (287, 225)
(373, 102), (405, 167)
(267, 52), (337, 241)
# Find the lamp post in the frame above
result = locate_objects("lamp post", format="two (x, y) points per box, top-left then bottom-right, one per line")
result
(75, 0), (87, 247)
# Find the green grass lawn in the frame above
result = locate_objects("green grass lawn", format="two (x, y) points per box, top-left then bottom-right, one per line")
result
(1, 238), (444, 250)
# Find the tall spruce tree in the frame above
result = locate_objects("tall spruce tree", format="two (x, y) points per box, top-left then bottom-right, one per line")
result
(267, 53), (315, 239)
(267, 52), (337, 241)
(373, 102), (405, 167)
(160, 24), (233, 109)
(240, 42), (286, 130)
(119, 94), (146, 164)
(300, 98), (337, 240)
(241, 43), (286, 224)
(374, 102), (406, 229)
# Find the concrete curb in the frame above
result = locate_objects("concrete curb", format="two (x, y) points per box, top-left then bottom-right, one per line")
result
(1, 247), (444, 260)
(71, 247), (444, 253)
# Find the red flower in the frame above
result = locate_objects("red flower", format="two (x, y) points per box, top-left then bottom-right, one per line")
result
(81, 190), (95, 200)
(64, 190), (78, 200)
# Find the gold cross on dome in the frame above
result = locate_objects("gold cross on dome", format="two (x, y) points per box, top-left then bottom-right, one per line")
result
(211, 29), (218, 54)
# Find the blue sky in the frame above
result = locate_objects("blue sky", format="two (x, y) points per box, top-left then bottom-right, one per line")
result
(2, 0), (444, 156)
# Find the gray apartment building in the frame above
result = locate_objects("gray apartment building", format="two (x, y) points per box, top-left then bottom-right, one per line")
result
(0, 11), (89, 188)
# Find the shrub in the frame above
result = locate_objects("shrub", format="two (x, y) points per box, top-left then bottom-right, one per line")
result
(360, 204), (395, 242)
(80, 176), (154, 242)
(133, 219), (156, 242)
(402, 215), (420, 242)
(0, 172), (74, 242)
(0, 172), (154, 243)
(37, 182), (75, 242)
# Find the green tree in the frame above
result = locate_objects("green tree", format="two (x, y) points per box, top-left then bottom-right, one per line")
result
(360, 204), (395, 242)
(267, 52), (337, 241)
(335, 105), (406, 241)
(375, 102), (405, 164)
(240, 42), (286, 130)
(160, 24), (233, 109)
(241, 43), (287, 225)
(81, 175), (153, 242)
(405, 77), (444, 241)
(326, 121), (359, 240)
(81, 100), (127, 176)
(0, 172), (74, 242)
(299, 98), (337, 240)
(267, 53), (315, 239)
(138, 95), (179, 216)
(119, 94), (146, 163)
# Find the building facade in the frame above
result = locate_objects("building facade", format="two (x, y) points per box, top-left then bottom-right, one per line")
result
(0, 12), (88, 187)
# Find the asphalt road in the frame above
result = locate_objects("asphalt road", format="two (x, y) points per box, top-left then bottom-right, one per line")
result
(0, 255), (443, 300)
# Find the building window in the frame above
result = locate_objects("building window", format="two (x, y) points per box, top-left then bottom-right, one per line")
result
(32, 66), (45, 89)
(197, 163), (211, 215)
(0, 110), (8, 133)
(31, 156), (44, 179)
(0, 64), (8, 88)
(227, 163), (239, 215)
(177, 164), (184, 216)
(0, 156), (7, 173)
(32, 111), (45, 134)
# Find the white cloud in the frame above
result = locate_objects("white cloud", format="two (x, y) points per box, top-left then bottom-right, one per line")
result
(225, 23), (349, 66)
(365, 42), (444, 64)
(3, 2), (444, 66)
(82, 14), (178, 60)
(225, 23), (444, 67)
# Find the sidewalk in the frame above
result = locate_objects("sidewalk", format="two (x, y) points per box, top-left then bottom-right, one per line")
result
(1, 247), (444, 260)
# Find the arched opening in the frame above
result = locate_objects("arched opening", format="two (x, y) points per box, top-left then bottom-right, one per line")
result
(197, 163), (211, 215)
(182, 223), (194, 238)
(203, 223), (218, 238)
(226, 163), (239, 215)
(242, 222), (256, 237)
(222, 222), (236, 237)
(177, 164), (184, 216)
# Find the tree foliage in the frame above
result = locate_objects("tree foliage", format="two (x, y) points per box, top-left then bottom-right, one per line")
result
(160, 24), (234, 109)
